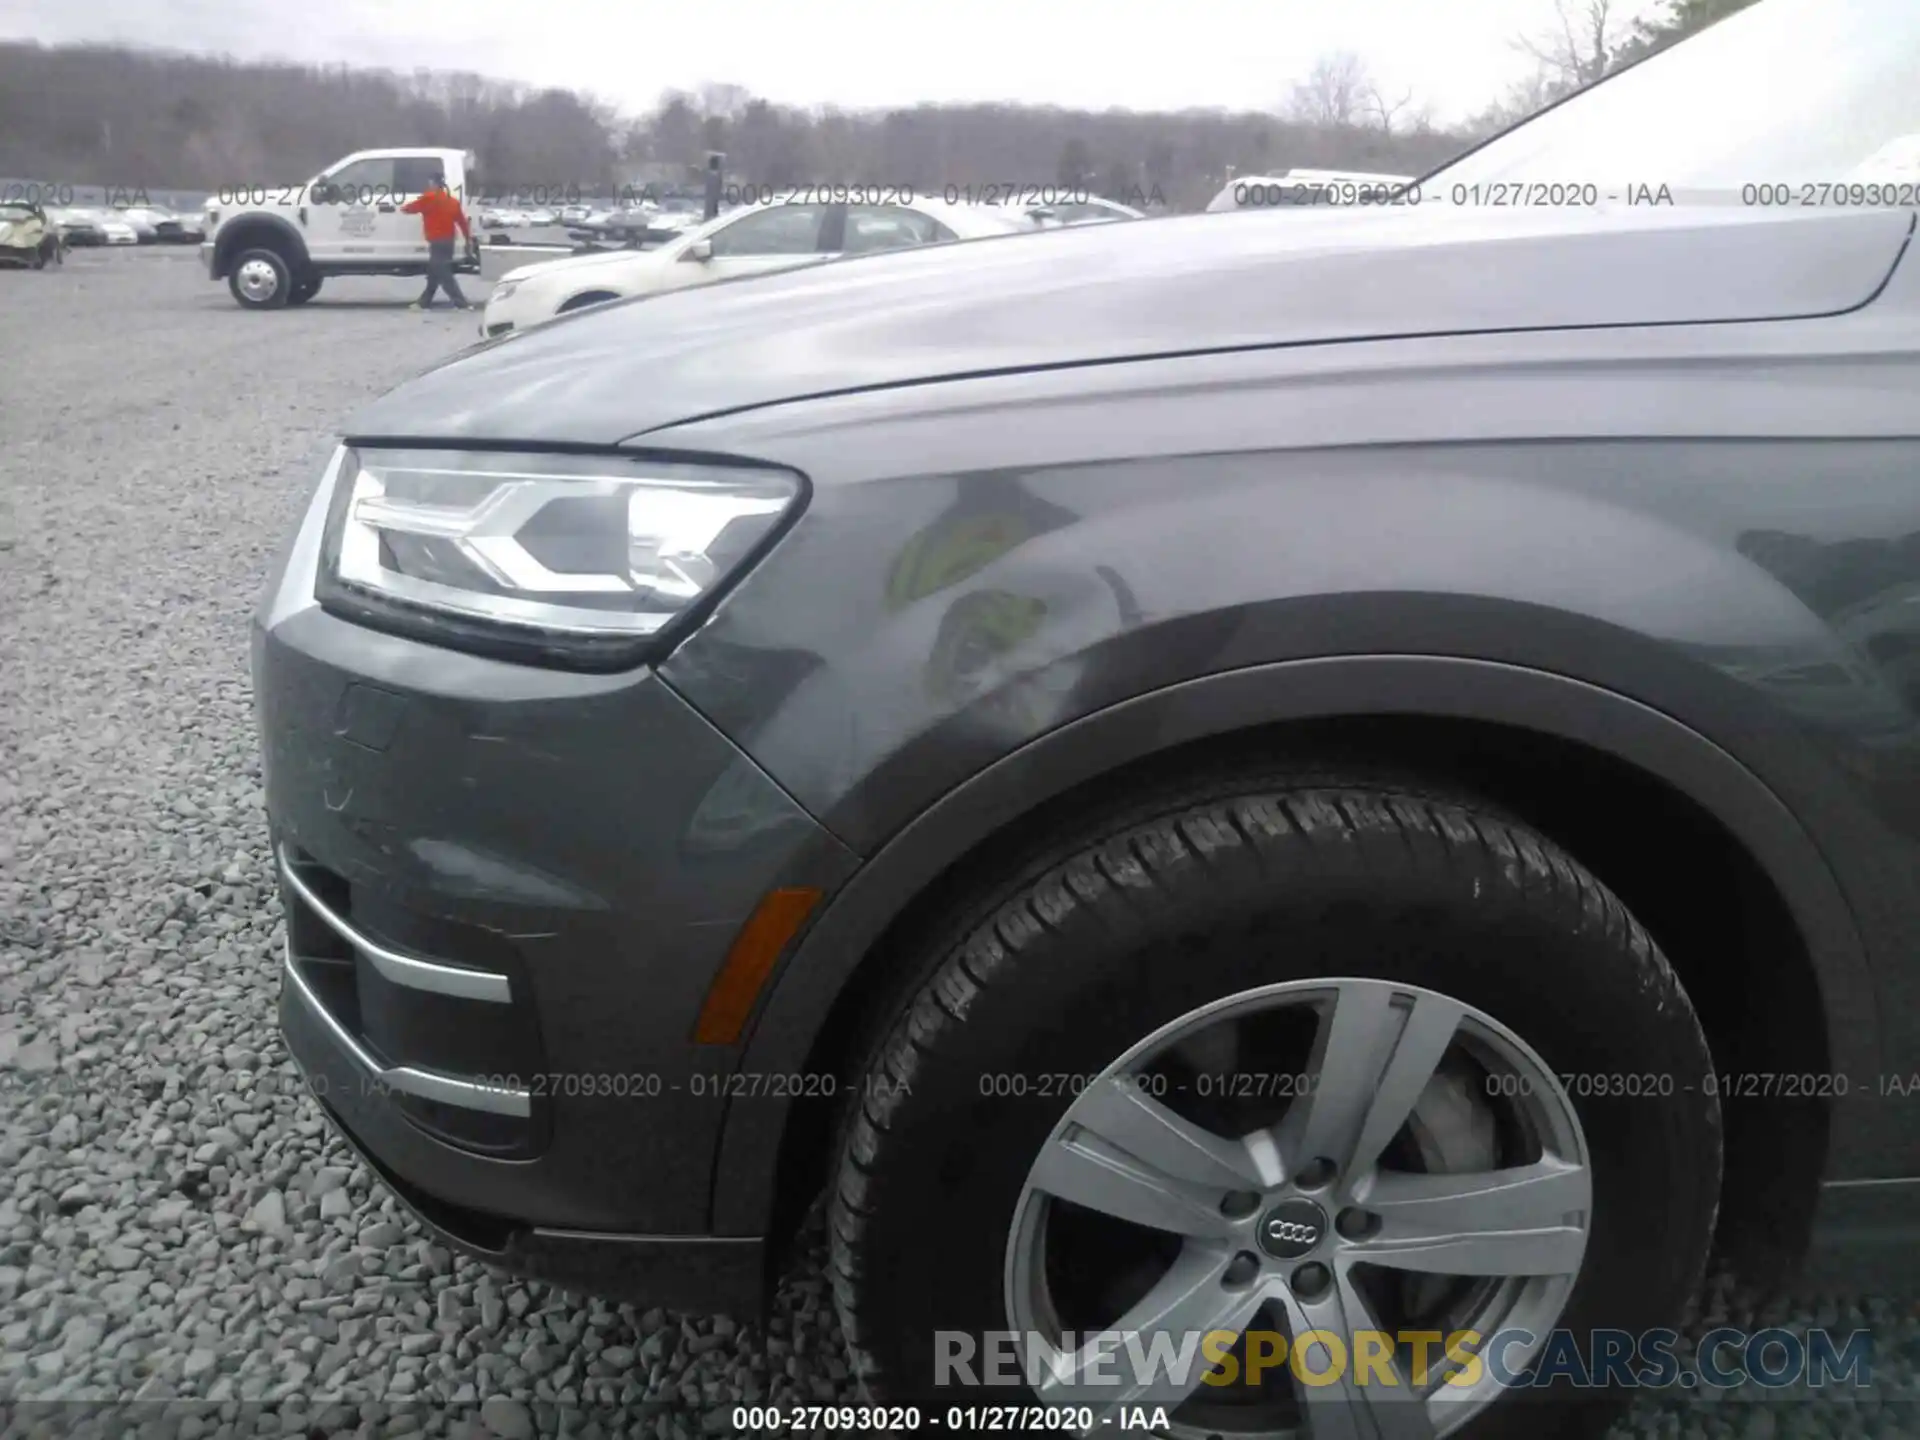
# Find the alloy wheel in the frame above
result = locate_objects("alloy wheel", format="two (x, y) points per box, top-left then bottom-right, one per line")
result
(1003, 977), (1592, 1438)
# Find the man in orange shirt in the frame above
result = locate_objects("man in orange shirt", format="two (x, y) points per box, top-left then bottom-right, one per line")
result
(401, 172), (473, 311)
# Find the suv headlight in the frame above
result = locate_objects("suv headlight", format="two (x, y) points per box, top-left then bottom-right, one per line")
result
(315, 446), (804, 669)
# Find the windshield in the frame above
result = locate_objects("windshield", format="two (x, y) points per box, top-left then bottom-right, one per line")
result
(1429, 0), (1920, 194)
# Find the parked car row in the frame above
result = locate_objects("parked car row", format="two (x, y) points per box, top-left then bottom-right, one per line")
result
(116, 204), (207, 243)
(33, 203), (206, 248)
(567, 204), (701, 247)
(478, 206), (558, 228)
(46, 207), (137, 246)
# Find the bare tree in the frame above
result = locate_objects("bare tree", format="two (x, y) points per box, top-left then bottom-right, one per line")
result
(1461, 67), (1567, 138)
(1361, 83), (1434, 137)
(1287, 51), (1432, 138)
(1286, 51), (1374, 129)
(1515, 0), (1635, 94)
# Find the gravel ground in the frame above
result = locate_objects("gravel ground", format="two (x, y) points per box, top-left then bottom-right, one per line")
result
(1, 249), (1916, 1440)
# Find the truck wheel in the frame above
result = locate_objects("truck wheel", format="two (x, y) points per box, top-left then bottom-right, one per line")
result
(830, 767), (1721, 1437)
(229, 248), (292, 309)
(288, 273), (323, 305)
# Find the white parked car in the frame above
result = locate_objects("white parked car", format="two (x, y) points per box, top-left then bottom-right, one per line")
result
(57, 208), (140, 245)
(1030, 196), (1145, 226)
(75, 208), (140, 245)
(481, 195), (1034, 336)
(525, 208), (557, 226)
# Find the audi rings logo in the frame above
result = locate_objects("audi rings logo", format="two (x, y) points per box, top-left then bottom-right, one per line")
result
(1256, 1200), (1329, 1259)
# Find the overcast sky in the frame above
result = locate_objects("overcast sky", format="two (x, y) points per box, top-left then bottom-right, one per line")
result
(4, 0), (1666, 125)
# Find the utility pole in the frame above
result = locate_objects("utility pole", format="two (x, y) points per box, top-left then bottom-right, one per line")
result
(704, 152), (724, 220)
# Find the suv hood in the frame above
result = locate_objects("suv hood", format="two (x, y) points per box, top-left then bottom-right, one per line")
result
(348, 204), (1915, 446)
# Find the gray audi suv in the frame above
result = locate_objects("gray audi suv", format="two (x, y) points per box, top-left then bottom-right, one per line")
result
(251, 0), (1920, 1433)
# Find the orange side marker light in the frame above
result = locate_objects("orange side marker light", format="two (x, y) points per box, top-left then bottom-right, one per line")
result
(692, 887), (823, 1044)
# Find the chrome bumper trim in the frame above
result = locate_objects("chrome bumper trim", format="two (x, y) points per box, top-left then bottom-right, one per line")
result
(277, 846), (512, 1003)
(282, 943), (532, 1118)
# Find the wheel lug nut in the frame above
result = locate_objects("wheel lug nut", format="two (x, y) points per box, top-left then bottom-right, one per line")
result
(1219, 1190), (1261, 1219)
(1335, 1207), (1381, 1240)
(1290, 1261), (1332, 1300)
(1292, 1157), (1337, 1190)
(1221, 1251), (1261, 1289)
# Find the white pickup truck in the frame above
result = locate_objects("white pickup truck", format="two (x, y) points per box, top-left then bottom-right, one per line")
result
(200, 146), (482, 309)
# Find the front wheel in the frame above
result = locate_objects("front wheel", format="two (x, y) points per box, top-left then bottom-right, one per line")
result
(830, 769), (1721, 1439)
(228, 247), (292, 309)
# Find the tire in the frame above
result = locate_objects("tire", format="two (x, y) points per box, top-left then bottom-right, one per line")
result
(830, 767), (1721, 1438)
(288, 273), (322, 305)
(227, 246), (292, 309)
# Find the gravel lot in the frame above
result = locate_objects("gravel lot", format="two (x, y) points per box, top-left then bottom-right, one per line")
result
(1, 249), (1916, 1440)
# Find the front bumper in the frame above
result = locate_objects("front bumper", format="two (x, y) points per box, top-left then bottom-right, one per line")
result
(479, 289), (521, 337)
(199, 240), (215, 277)
(295, 1037), (767, 1313)
(253, 457), (858, 1306)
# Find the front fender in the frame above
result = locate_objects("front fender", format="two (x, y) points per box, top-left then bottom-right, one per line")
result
(660, 438), (1920, 855)
(649, 316), (1920, 1231)
(211, 212), (310, 277)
